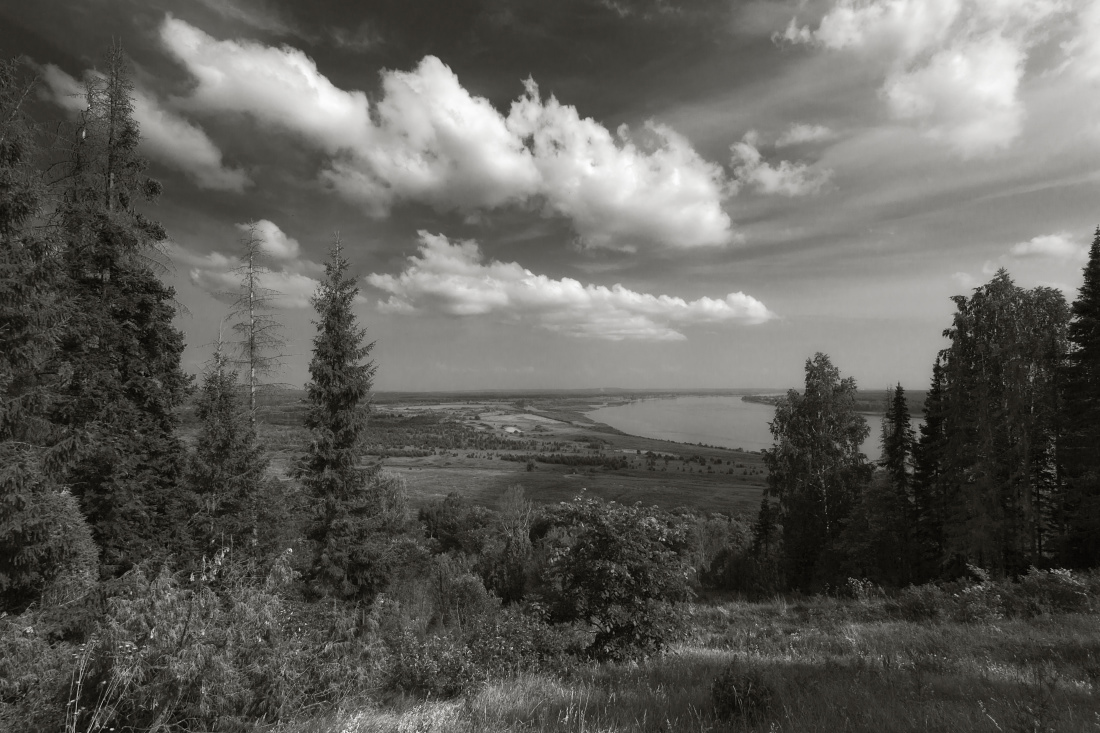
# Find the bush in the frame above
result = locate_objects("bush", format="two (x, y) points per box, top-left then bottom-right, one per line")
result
(534, 497), (694, 661)
(894, 583), (952, 621)
(712, 660), (774, 723)
(1005, 567), (1091, 617)
(383, 628), (475, 698)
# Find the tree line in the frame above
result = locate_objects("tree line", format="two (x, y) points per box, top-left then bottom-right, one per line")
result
(746, 251), (1100, 592)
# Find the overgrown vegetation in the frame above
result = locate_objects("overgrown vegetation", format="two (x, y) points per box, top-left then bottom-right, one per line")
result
(3, 47), (1100, 733)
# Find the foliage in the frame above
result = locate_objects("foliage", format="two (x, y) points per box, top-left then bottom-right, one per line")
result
(297, 237), (390, 600)
(764, 353), (872, 590)
(48, 44), (192, 574)
(188, 349), (269, 556)
(934, 270), (1068, 575)
(534, 496), (694, 661)
(1059, 228), (1100, 567)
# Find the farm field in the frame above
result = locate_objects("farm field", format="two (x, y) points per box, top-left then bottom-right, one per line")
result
(188, 389), (771, 517)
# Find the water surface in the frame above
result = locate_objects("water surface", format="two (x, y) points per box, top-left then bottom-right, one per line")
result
(587, 396), (920, 461)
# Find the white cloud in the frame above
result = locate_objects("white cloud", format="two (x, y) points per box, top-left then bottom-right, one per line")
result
(730, 131), (832, 196)
(785, 0), (1075, 157)
(1010, 232), (1087, 261)
(775, 123), (835, 147)
(170, 220), (321, 308)
(365, 232), (774, 340)
(235, 219), (301, 260)
(883, 34), (1024, 156)
(40, 64), (249, 192)
(159, 17), (735, 250)
(159, 15), (372, 153)
(322, 56), (541, 216)
(507, 80), (734, 249)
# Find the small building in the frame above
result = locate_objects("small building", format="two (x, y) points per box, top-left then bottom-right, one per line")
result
(503, 426), (523, 434)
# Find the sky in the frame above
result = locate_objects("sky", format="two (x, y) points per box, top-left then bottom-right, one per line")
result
(3, 0), (1099, 392)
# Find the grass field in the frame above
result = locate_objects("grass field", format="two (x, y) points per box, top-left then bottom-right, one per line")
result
(275, 595), (1100, 733)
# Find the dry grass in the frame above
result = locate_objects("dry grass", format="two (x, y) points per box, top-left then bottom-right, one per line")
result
(276, 597), (1100, 733)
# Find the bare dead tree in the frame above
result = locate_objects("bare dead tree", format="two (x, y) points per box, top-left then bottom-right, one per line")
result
(229, 221), (286, 426)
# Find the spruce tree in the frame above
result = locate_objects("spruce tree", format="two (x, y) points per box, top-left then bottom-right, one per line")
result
(1059, 228), (1100, 567)
(48, 44), (191, 575)
(188, 344), (268, 555)
(297, 236), (382, 599)
(0, 58), (97, 608)
(912, 357), (949, 580)
(880, 384), (914, 493)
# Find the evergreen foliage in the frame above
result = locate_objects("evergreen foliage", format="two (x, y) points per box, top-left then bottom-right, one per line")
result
(47, 44), (192, 575)
(0, 58), (97, 611)
(912, 357), (950, 579)
(187, 347), (268, 556)
(298, 237), (418, 600)
(764, 353), (872, 590)
(1059, 228), (1100, 566)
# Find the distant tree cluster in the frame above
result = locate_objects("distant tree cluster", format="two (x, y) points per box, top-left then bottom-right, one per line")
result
(730, 249), (1100, 593)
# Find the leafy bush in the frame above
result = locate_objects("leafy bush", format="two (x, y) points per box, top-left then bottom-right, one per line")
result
(1005, 567), (1091, 617)
(712, 660), (774, 722)
(382, 628), (475, 698)
(534, 497), (694, 661)
(894, 583), (952, 621)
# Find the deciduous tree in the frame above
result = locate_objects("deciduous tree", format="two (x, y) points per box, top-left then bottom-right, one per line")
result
(764, 353), (871, 590)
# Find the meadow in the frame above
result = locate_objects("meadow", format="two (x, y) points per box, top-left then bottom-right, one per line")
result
(275, 588), (1100, 733)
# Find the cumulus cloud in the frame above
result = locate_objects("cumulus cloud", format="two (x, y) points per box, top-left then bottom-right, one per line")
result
(40, 64), (249, 192)
(730, 131), (832, 196)
(170, 219), (321, 308)
(775, 123), (835, 147)
(1010, 232), (1087, 261)
(159, 15), (372, 153)
(507, 80), (733, 249)
(159, 17), (734, 250)
(783, 0), (1075, 157)
(322, 56), (541, 216)
(365, 232), (774, 340)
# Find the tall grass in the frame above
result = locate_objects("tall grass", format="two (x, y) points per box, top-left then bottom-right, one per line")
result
(275, 591), (1100, 733)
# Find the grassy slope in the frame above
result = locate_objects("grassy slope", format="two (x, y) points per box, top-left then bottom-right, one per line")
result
(279, 599), (1100, 733)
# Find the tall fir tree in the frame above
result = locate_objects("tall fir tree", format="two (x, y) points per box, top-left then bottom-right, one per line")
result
(1059, 228), (1100, 567)
(0, 58), (97, 608)
(880, 384), (914, 494)
(912, 357), (950, 580)
(296, 236), (382, 599)
(187, 342), (268, 556)
(763, 353), (872, 590)
(48, 44), (191, 575)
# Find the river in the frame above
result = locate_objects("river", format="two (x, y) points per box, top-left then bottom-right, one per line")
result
(586, 395), (920, 461)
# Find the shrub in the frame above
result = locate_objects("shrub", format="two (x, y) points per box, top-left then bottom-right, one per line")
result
(534, 497), (694, 661)
(712, 660), (774, 723)
(382, 628), (475, 698)
(894, 583), (951, 621)
(1005, 567), (1091, 617)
